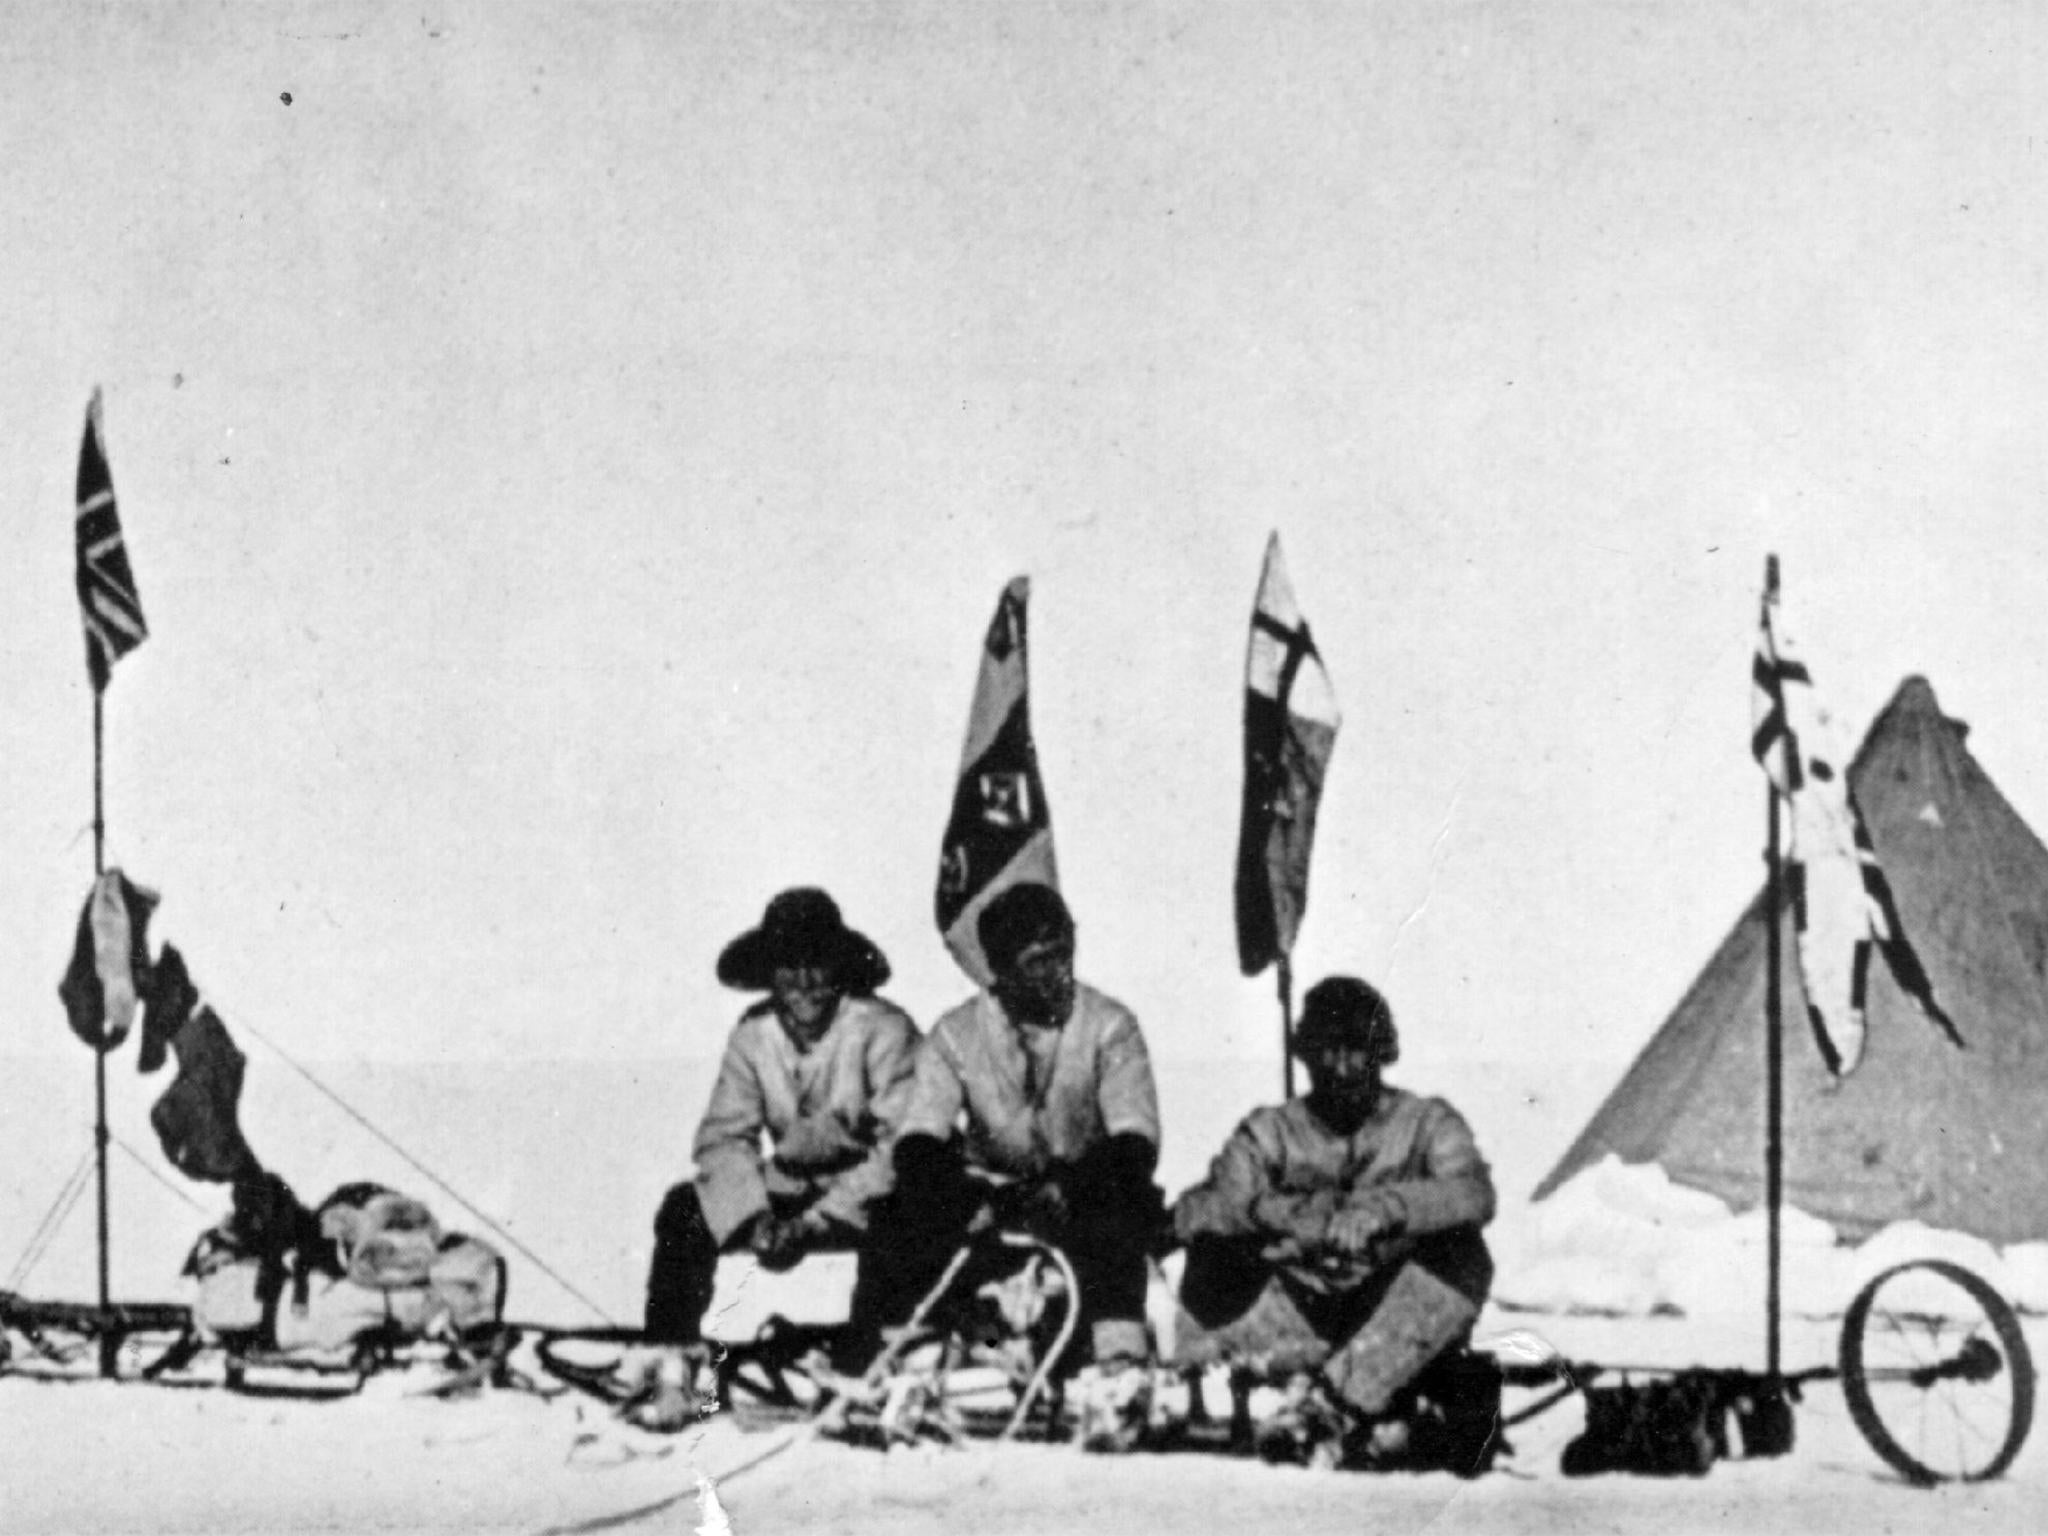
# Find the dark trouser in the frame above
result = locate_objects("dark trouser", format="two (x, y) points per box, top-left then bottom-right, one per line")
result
(644, 1183), (904, 1361)
(858, 1147), (1160, 1368)
(643, 1184), (727, 1344)
(1175, 1228), (1493, 1413)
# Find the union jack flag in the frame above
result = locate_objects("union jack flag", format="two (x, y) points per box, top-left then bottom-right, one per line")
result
(1749, 555), (1807, 794)
(74, 388), (148, 692)
(1750, 556), (1955, 1074)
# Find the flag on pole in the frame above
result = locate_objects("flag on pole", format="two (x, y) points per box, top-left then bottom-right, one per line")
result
(75, 388), (149, 692)
(936, 576), (1058, 984)
(1751, 560), (1958, 1074)
(1235, 533), (1341, 976)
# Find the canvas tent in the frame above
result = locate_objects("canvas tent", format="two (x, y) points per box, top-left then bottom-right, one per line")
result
(1535, 676), (2048, 1245)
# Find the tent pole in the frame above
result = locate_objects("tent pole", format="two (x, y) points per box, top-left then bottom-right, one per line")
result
(1279, 954), (1296, 1099)
(93, 691), (116, 1379)
(1764, 702), (1784, 1385)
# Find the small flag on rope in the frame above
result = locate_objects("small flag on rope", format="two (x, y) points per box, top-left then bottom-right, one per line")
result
(74, 388), (149, 692)
(936, 576), (1059, 984)
(1751, 558), (1958, 1075)
(1235, 533), (1341, 976)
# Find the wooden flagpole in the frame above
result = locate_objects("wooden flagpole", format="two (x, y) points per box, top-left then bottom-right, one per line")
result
(93, 692), (116, 1378)
(1762, 553), (1785, 1384)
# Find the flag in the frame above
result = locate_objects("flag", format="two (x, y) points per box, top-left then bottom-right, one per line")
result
(75, 388), (149, 692)
(57, 868), (161, 1051)
(1752, 560), (1958, 1074)
(1235, 533), (1341, 976)
(936, 576), (1058, 984)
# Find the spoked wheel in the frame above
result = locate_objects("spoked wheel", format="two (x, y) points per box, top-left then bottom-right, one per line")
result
(1839, 1259), (2035, 1484)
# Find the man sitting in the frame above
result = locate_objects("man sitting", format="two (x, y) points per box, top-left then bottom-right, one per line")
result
(873, 882), (1165, 1451)
(633, 887), (920, 1429)
(1167, 975), (1497, 1467)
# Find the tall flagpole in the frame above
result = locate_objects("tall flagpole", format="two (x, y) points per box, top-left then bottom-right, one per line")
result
(74, 385), (148, 1379)
(93, 693), (115, 1378)
(1762, 553), (1785, 1384)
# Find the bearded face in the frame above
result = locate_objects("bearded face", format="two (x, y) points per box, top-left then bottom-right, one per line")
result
(992, 935), (1076, 1028)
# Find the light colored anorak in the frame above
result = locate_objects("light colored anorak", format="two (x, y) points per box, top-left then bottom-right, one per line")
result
(691, 994), (919, 1243)
(1173, 1085), (1494, 1295)
(898, 982), (1160, 1178)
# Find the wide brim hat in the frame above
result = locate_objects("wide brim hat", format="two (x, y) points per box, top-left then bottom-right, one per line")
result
(716, 887), (890, 994)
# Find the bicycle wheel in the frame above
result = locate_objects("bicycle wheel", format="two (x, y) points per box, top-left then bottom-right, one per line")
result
(1839, 1259), (2034, 1484)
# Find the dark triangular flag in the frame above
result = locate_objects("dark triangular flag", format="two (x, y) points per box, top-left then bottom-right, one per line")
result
(936, 577), (1058, 984)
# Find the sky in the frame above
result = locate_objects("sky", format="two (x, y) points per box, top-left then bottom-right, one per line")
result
(5, 1), (2048, 1163)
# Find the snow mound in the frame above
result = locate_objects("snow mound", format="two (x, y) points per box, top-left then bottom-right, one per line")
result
(1505, 1158), (2042, 1320)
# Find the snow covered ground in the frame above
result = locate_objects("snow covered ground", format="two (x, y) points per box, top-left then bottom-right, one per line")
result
(2, 1308), (2043, 1536)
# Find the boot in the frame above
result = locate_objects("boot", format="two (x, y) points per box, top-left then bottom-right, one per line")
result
(1254, 1372), (1350, 1470)
(1077, 1357), (1154, 1453)
(617, 1343), (713, 1433)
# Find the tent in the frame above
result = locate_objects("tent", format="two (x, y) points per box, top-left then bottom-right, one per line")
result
(1535, 676), (2048, 1244)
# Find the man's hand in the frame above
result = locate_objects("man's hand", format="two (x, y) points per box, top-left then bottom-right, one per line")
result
(994, 1174), (1069, 1234)
(750, 1214), (810, 1272)
(1019, 1176), (1071, 1232)
(1324, 1193), (1406, 1257)
(1251, 1189), (1338, 1247)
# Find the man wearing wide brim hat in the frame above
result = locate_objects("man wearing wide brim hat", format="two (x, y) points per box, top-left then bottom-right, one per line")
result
(1164, 975), (1498, 1470)
(634, 887), (919, 1427)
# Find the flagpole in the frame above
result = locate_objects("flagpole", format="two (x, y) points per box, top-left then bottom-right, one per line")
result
(1278, 954), (1296, 1098)
(1762, 554), (1784, 1385)
(93, 692), (116, 1378)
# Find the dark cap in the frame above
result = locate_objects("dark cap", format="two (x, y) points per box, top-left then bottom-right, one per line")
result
(1293, 975), (1399, 1064)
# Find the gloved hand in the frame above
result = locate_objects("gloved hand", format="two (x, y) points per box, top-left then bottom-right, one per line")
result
(750, 1214), (810, 1272)
(893, 1132), (954, 1191)
(1324, 1192), (1406, 1257)
(1015, 1176), (1071, 1233)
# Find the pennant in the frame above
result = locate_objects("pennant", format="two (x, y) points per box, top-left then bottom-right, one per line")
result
(57, 868), (161, 1051)
(1753, 562), (1958, 1074)
(936, 577), (1058, 984)
(74, 388), (149, 692)
(1235, 533), (1341, 976)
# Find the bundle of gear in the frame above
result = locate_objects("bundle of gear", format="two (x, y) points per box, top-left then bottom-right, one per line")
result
(186, 1177), (507, 1359)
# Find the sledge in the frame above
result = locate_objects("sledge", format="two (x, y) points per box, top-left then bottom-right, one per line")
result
(525, 1224), (1084, 1445)
(1472, 1257), (2036, 1485)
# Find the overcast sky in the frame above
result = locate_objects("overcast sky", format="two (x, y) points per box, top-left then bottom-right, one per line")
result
(5, 3), (2046, 1136)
